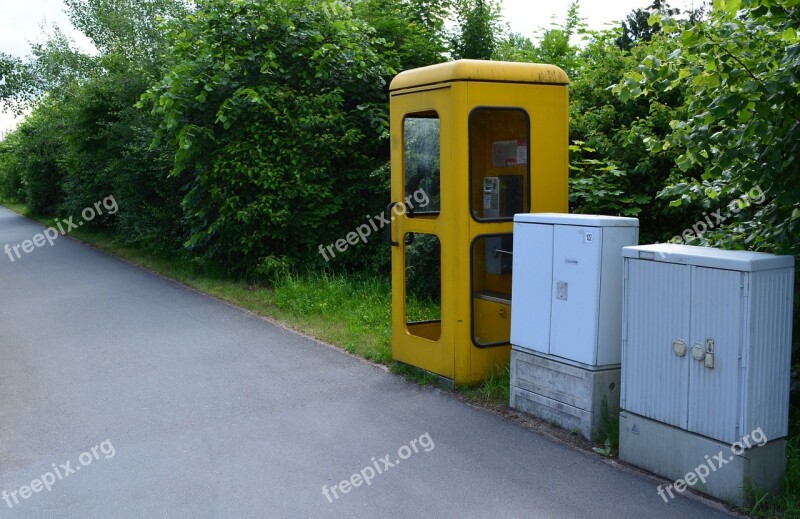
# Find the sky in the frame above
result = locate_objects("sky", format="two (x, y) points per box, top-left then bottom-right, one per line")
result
(0, 0), (699, 135)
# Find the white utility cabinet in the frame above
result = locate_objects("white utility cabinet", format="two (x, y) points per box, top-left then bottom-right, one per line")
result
(620, 243), (795, 505)
(509, 213), (639, 440)
(511, 213), (639, 366)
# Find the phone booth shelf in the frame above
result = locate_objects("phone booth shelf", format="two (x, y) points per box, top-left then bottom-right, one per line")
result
(388, 60), (570, 386)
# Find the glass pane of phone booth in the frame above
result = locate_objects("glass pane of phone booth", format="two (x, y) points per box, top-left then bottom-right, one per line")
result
(472, 235), (512, 347)
(404, 114), (440, 215)
(405, 233), (442, 341)
(469, 109), (529, 221)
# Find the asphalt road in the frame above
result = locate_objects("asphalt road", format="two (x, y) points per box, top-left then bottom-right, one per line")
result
(0, 206), (735, 518)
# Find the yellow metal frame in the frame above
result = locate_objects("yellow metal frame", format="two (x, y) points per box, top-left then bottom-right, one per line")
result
(389, 60), (569, 386)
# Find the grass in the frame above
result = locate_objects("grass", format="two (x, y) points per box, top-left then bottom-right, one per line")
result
(390, 361), (511, 407)
(390, 362), (444, 386)
(747, 433), (800, 518)
(459, 364), (511, 406)
(271, 273), (393, 363)
(592, 395), (619, 456)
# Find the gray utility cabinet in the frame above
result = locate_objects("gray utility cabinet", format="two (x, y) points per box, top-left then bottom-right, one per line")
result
(509, 213), (639, 440)
(511, 213), (639, 366)
(620, 243), (794, 505)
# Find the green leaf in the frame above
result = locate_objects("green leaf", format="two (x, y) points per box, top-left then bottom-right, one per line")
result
(781, 27), (798, 44)
(713, 0), (742, 13)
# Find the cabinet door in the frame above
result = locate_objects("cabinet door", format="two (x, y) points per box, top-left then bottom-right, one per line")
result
(510, 223), (553, 353)
(687, 267), (744, 444)
(549, 225), (602, 364)
(623, 259), (691, 428)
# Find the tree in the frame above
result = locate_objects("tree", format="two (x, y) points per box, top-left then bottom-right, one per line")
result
(495, 1), (696, 242)
(570, 29), (694, 242)
(0, 53), (22, 105)
(0, 0), (187, 251)
(616, 0), (681, 50)
(619, 0), (800, 256)
(63, 0), (187, 70)
(354, 0), (451, 71)
(143, 0), (395, 273)
(0, 132), (26, 202)
(451, 0), (503, 60)
(493, 1), (584, 77)
(0, 28), (94, 114)
(7, 99), (68, 214)
(1, 0), (187, 112)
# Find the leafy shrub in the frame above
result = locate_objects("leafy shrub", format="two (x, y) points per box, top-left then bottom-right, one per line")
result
(0, 136), (25, 202)
(11, 101), (67, 215)
(59, 70), (184, 249)
(143, 0), (394, 275)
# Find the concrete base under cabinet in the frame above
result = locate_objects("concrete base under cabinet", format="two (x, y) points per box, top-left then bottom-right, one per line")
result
(619, 410), (785, 506)
(509, 347), (620, 440)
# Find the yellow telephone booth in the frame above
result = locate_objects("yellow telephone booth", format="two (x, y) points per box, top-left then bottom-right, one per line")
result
(388, 59), (569, 386)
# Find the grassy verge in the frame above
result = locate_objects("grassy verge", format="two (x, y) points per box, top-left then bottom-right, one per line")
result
(748, 432), (800, 518)
(458, 365), (511, 406)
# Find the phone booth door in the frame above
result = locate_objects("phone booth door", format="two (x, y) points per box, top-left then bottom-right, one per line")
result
(389, 90), (454, 380)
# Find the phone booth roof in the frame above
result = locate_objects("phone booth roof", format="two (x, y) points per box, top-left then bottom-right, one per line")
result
(389, 59), (569, 93)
